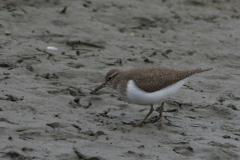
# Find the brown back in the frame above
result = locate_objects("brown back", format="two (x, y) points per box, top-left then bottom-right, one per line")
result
(121, 67), (212, 93)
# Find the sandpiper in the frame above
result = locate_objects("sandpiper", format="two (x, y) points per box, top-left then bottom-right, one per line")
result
(90, 67), (212, 126)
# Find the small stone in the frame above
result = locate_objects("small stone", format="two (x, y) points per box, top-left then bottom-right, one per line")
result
(74, 97), (80, 103)
(223, 135), (231, 139)
(165, 49), (172, 54)
(83, 4), (89, 7)
(187, 146), (194, 152)
(138, 145), (145, 148)
(5, 31), (11, 35)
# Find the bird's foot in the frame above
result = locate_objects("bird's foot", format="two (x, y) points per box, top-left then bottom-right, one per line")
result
(134, 122), (144, 127)
(162, 115), (172, 122)
(159, 115), (165, 119)
(148, 115), (172, 124)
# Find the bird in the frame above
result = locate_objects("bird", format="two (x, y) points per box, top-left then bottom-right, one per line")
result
(90, 66), (212, 126)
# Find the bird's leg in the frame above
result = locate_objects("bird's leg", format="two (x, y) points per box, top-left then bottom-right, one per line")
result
(148, 102), (165, 124)
(135, 104), (154, 126)
(159, 102), (165, 119)
(158, 102), (172, 122)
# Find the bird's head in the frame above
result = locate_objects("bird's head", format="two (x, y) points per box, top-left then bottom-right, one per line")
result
(90, 69), (121, 94)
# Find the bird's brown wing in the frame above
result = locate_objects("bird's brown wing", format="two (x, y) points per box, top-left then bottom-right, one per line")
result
(125, 67), (212, 93)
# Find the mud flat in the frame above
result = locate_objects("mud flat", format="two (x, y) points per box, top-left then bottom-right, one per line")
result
(0, 0), (239, 159)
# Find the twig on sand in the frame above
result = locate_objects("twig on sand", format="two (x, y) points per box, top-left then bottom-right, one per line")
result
(67, 40), (105, 49)
(18, 6), (28, 14)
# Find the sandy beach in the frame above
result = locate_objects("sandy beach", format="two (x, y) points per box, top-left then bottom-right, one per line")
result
(0, 0), (240, 159)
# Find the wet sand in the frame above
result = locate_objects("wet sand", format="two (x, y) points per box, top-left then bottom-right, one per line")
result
(0, 0), (240, 159)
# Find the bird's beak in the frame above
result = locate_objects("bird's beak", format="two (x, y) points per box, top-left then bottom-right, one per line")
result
(90, 81), (108, 94)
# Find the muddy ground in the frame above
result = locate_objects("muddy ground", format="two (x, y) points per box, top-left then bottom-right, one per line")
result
(0, 0), (240, 159)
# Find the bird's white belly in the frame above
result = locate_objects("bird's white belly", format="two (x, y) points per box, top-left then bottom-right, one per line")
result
(125, 78), (188, 105)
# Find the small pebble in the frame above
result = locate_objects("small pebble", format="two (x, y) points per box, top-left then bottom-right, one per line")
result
(138, 145), (145, 148)
(223, 135), (231, 139)
(5, 31), (11, 35)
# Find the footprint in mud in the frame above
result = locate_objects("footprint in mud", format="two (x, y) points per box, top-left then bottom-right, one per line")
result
(121, 150), (151, 159)
(173, 146), (194, 156)
(18, 105), (37, 114)
(0, 61), (18, 69)
(35, 73), (59, 80)
(227, 104), (238, 111)
(207, 141), (237, 148)
(0, 61), (11, 68)
(19, 130), (42, 140)
(69, 99), (91, 109)
(5, 94), (24, 102)
(73, 147), (106, 160)
(46, 122), (81, 132)
(46, 122), (69, 130)
(26, 65), (34, 72)
(47, 89), (69, 95)
(47, 87), (85, 97)
(66, 62), (84, 69)
(22, 147), (34, 152)
(4, 151), (33, 160)
(0, 118), (18, 125)
(132, 17), (157, 29)
(52, 20), (68, 27)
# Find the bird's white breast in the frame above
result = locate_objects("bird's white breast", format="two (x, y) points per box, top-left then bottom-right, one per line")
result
(125, 78), (189, 105)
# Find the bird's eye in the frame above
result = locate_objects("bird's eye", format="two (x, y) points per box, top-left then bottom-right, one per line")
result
(107, 77), (112, 81)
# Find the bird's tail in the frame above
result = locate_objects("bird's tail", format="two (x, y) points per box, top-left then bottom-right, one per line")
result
(193, 67), (213, 74)
(180, 67), (213, 79)
(193, 68), (213, 74)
